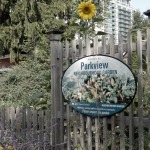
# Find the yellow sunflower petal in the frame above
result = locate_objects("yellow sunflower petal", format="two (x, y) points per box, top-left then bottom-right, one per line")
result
(78, 1), (96, 20)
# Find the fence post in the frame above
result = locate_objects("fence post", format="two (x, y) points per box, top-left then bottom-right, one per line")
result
(47, 29), (64, 150)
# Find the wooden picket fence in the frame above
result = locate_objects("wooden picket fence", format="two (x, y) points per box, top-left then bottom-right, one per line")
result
(0, 29), (150, 150)
(49, 28), (150, 150)
(0, 107), (52, 149)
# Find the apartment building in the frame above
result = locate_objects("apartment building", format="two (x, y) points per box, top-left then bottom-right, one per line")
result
(105, 0), (134, 44)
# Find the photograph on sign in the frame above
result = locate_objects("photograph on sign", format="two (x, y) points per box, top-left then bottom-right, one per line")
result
(62, 55), (137, 117)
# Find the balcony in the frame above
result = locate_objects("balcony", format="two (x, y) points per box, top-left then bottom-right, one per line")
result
(119, 15), (131, 21)
(119, 24), (130, 29)
(119, 19), (130, 25)
(119, 28), (128, 32)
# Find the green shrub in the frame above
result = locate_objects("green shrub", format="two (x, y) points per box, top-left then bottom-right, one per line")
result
(0, 59), (51, 109)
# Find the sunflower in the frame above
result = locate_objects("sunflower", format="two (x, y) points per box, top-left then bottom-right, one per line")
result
(78, 1), (96, 20)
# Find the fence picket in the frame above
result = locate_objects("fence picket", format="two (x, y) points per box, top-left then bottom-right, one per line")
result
(26, 108), (32, 142)
(146, 28), (150, 149)
(79, 114), (85, 150)
(86, 35), (91, 55)
(94, 35), (100, 150)
(109, 34), (116, 150)
(10, 107), (15, 132)
(111, 116), (116, 150)
(102, 36), (106, 55)
(32, 109), (38, 141)
(137, 30), (144, 150)
(79, 37), (83, 58)
(16, 107), (21, 137)
(38, 110), (44, 145)
(95, 118), (100, 150)
(118, 33), (125, 150)
(5, 107), (10, 129)
(109, 34), (115, 57)
(101, 35), (108, 149)
(127, 32), (134, 150)
(71, 39), (78, 149)
(65, 39), (71, 150)
(1, 107), (5, 130)
(94, 36), (98, 55)
(78, 36), (85, 150)
(67, 106), (71, 150)
(87, 117), (92, 150)
(72, 39), (76, 62)
(103, 118), (108, 149)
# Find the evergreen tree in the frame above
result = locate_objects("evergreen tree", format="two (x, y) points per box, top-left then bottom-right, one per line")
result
(0, 0), (69, 62)
(132, 10), (150, 42)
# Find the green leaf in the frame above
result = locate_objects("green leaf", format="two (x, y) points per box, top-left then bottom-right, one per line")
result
(72, 13), (81, 19)
(96, 31), (107, 35)
(92, 17), (104, 22)
(69, 23), (79, 27)
(80, 27), (90, 32)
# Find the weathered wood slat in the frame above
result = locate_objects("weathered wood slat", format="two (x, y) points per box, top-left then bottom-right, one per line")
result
(94, 36), (99, 55)
(26, 108), (32, 142)
(72, 39), (76, 62)
(38, 109), (44, 143)
(66, 105), (71, 150)
(71, 39), (78, 149)
(101, 35), (108, 149)
(127, 32), (134, 150)
(1, 107), (5, 130)
(109, 34), (116, 150)
(79, 37), (83, 58)
(86, 35), (91, 55)
(5, 107), (10, 129)
(16, 107), (21, 137)
(87, 117), (92, 150)
(111, 116), (116, 150)
(80, 114), (85, 150)
(50, 37), (56, 147)
(65, 40), (70, 67)
(10, 107), (15, 132)
(59, 37), (64, 150)
(146, 28), (150, 149)
(109, 34), (115, 57)
(94, 36), (100, 150)
(73, 111), (78, 149)
(78, 36), (85, 150)
(103, 118), (108, 149)
(85, 35), (92, 150)
(32, 109), (38, 141)
(21, 107), (26, 140)
(0, 108), (5, 138)
(137, 30), (144, 150)
(65, 40), (71, 150)
(118, 33), (125, 150)
(102, 36), (106, 55)
(50, 32), (64, 149)
(95, 118), (100, 150)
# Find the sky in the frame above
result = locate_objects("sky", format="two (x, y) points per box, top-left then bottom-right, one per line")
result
(131, 0), (150, 13)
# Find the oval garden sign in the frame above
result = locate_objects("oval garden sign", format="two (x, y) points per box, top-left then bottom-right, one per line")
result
(62, 55), (137, 117)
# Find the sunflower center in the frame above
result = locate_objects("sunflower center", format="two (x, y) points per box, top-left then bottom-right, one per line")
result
(83, 6), (91, 14)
